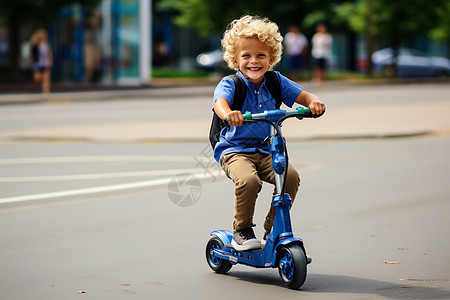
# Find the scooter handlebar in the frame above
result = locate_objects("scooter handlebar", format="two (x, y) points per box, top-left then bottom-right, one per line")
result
(243, 107), (322, 122)
(225, 107), (323, 125)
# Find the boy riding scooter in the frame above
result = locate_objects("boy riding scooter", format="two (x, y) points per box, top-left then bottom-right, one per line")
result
(211, 15), (325, 250)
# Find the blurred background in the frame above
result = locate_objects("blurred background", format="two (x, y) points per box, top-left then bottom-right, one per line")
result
(0, 0), (449, 90)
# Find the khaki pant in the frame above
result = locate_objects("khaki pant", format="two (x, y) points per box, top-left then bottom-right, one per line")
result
(221, 152), (300, 232)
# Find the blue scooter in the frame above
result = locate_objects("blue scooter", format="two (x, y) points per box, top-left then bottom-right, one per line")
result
(206, 107), (317, 289)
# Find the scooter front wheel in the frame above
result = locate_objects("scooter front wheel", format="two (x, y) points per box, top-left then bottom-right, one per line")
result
(206, 236), (232, 274)
(278, 245), (307, 289)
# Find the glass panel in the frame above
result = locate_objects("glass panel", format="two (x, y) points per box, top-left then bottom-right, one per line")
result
(118, 0), (140, 80)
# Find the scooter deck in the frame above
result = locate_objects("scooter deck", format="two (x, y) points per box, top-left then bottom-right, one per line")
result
(214, 244), (272, 267)
(224, 243), (265, 251)
(221, 243), (312, 265)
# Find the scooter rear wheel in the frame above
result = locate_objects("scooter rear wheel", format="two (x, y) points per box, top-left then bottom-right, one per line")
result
(278, 245), (307, 289)
(206, 236), (232, 274)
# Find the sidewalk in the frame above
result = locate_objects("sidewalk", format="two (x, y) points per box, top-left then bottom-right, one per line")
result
(1, 80), (449, 143)
(0, 82), (216, 105)
(1, 76), (447, 105)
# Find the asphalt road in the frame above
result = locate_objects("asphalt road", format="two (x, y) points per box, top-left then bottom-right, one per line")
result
(0, 83), (449, 299)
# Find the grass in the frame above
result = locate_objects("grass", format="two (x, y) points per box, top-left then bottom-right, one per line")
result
(152, 67), (210, 78)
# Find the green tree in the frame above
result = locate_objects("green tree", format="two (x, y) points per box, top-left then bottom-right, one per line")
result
(0, 0), (101, 82)
(338, 0), (446, 42)
(157, 0), (342, 37)
(429, 1), (450, 43)
(336, 0), (447, 76)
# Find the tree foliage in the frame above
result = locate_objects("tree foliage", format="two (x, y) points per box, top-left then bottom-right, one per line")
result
(335, 0), (449, 44)
(158, 0), (450, 44)
(157, 0), (342, 37)
(429, 1), (450, 42)
(334, 0), (449, 75)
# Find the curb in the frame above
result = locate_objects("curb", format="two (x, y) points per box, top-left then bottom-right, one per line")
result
(0, 130), (440, 145)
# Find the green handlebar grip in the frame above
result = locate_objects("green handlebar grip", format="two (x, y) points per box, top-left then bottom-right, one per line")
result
(243, 111), (253, 120)
(296, 107), (311, 115)
(224, 111), (252, 124)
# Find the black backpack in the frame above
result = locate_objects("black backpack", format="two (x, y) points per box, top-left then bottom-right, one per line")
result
(209, 71), (282, 150)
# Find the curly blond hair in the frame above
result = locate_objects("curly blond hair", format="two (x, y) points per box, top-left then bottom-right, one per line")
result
(221, 15), (283, 71)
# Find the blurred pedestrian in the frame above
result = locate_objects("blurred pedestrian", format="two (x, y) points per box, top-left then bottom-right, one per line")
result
(153, 42), (173, 68)
(311, 24), (332, 86)
(0, 27), (9, 67)
(30, 29), (52, 94)
(84, 10), (102, 82)
(284, 26), (308, 81)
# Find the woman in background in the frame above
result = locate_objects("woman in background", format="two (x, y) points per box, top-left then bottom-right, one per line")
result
(30, 29), (52, 94)
(311, 24), (332, 86)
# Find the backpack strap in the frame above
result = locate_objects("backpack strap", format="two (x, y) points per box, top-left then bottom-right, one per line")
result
(208, 74), (246, 150)
(264, 71), (282, 109)
(227, 74), (247, 111)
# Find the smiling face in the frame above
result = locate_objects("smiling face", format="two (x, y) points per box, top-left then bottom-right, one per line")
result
(234, 37), (274, 85)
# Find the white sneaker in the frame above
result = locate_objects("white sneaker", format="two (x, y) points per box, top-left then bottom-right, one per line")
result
(231, 228), (261, 251)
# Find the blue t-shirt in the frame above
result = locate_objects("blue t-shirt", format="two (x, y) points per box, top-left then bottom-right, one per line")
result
(212, 71), (304, 162)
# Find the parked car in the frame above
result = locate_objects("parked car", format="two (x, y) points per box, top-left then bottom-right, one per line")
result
(196, 49), (224, 70)
(372, 47), (450, 77)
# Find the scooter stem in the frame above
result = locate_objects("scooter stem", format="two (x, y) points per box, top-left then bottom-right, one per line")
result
(271, 125), (285, 194)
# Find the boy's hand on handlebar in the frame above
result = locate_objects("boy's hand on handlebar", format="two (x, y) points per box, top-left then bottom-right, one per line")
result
(308, 100), (326, 117)
(295, 91), (325, 118)
(225, 110), (244, 126)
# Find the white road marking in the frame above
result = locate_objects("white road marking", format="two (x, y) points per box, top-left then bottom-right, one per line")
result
(0, 154), (224, 205)
(0, 168), (202, 182)
(0, 172), (222, 205)
(0, 155), (195, 165)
